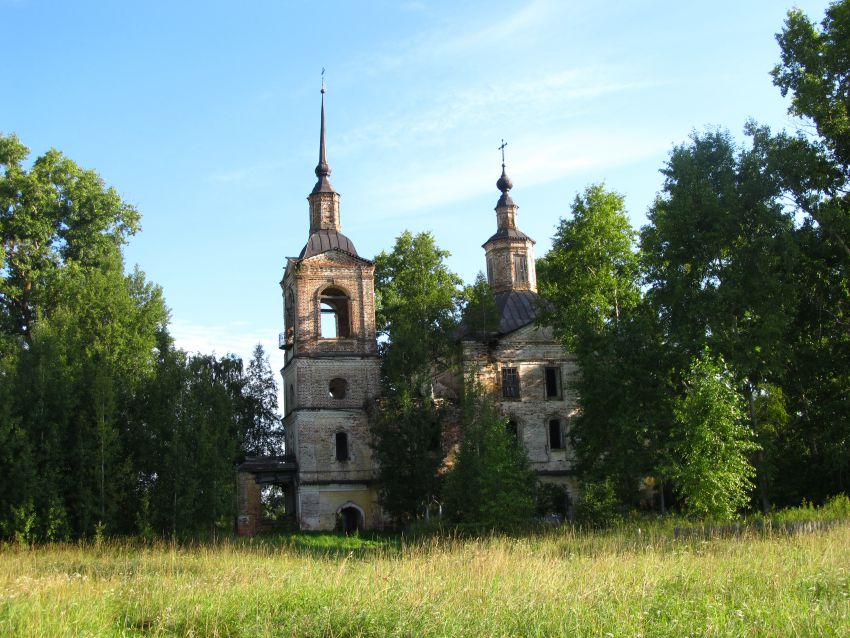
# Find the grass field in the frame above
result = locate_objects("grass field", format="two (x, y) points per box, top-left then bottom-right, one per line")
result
(1, 522), (848, 637)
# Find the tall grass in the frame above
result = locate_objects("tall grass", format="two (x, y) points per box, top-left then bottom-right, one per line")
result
(1, 522), (848, 637)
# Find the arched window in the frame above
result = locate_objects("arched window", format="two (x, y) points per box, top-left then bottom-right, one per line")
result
(329, 378), (347, 399)
(319, 287), (351, 338)
(335, 432), (350, 461)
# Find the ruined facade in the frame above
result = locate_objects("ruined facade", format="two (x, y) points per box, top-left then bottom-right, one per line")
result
(236, 94), (578, 534)
(460, 161), (579, 500)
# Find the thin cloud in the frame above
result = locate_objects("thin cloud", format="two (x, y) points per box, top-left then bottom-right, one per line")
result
(357, 129), (668, 217)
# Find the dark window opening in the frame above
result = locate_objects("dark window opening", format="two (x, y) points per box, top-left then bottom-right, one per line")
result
(320, 287), (351, 338)
(545, 367), (561, 399)
(329, 378), (348, 399)
(502, 367), (520, 399)
(507, 420), (518, 440)
(285, 290), (295, 335)
(335, 431), (349, 461)
(549, 419), (564, 450)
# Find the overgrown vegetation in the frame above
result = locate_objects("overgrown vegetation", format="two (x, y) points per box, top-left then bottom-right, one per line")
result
(2, 516), (848, 637)
(0, 136), (283, 541)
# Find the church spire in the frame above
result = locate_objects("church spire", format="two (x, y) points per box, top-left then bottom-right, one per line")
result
(312, 73), (335, 195)
(308, 73), (342, 233)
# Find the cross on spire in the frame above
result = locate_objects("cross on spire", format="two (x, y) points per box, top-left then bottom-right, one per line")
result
(499, 139), (508, 166)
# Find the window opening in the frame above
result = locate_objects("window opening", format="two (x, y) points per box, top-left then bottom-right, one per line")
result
(502, 367), (520, 399)
(549, 419), (564, 449)
(335, 431), (349, 461)
(329, 378), (347, 399)
(545, 367), (561, 399)
(319, 287), (351, 338)
(514, 254), (528, 284)
(507, 420), (518, 440)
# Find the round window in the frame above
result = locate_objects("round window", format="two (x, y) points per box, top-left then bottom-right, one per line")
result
(329, 378), (348, 399)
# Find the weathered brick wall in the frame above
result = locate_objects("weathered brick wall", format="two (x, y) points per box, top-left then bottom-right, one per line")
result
(282, 252), (377, 359)
(236, 472), (262, 536)
(297, 485), (383, 531)
(484, 238), (537, 293)
(462, 323), (579, 478)
(287, 409), (378, 483)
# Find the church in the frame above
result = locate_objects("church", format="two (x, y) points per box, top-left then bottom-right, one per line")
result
(236, 89), (578, 534)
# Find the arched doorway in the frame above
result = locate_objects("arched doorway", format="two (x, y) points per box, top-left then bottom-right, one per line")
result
(338, 503), (363, 534)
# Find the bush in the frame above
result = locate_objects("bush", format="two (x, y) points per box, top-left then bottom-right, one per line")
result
(575, 480), (621, 529)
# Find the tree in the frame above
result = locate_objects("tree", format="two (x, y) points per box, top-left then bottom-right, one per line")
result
(537, 184), (641, 349)
(766, 2), (850, 499)
(641, 129), (801, 508)
(443, 393), (536, 529)
(667, 350), (758, 520)
(370, 391), (444, 526)
(374, 231), (462, 393)
(243, 343), (283, 456)
(0, 134), (140, 340)
(537, 184), (663, 503)
(0, 135), (169, 538)
(459, 272), (500, 340)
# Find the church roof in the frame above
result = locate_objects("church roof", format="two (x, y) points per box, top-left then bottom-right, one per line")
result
(482, 227), (534, 246)
(493, 289), (540, 334)
(299, 229), (359, 258)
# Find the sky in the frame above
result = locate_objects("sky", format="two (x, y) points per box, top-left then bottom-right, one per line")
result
(2, 0), (834, 381)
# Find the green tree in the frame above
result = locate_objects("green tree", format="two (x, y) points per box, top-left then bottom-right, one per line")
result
(243, 343), (283, 456)
(459, 272), (500, 340)
(370, 391), (444, 526)
(667, 350), (758, 520)
(641, 129), (799, 508)
(0, 135), (168, 538)
(443, 393), (535, 529)
(766, 2), (850, 499)
(538, 184), (641, 349)
(537, 184), (663, 503)
(374, 231), (462, 393)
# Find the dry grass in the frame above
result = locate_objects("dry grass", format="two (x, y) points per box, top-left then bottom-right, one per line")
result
(1, 523), (848, 637)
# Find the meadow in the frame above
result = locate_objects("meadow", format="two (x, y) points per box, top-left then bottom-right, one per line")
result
(1, 520), (848, 637)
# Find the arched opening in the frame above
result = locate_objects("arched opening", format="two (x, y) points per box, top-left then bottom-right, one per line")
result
(329, 378), (347, 399)
(506, 419), (518, 440)
(319, 287), (351, 338)
(335, 431), (350, 461)
(338, 503), (364, 534)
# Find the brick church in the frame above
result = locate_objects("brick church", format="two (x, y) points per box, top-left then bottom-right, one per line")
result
(236, 89), (577, 534)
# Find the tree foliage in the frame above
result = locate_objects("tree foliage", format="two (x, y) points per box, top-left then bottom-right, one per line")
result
(243, 343), (283, 456)
(370, 391), (444, 526)
(0, 136), (281, 540)
(459, 272), (500, 340)
(668, 350), (758, 520)
(538, 184), (641, 349)
(537, 184), (663, 501)
(443, 394), (536, 529)
(374, 230), (462, 392)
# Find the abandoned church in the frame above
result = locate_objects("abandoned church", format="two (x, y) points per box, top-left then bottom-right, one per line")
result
(236, 89), (579, 534)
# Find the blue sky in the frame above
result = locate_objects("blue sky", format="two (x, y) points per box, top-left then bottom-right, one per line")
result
(2, 0), (833, 377)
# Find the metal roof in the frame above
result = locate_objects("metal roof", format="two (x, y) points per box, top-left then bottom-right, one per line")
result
(298, 229), (359, 258)
(494, 290), (540, 334)
(482, 227), (534, 246)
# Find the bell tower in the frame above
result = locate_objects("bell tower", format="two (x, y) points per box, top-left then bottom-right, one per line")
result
(279, 83), (383, 532)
